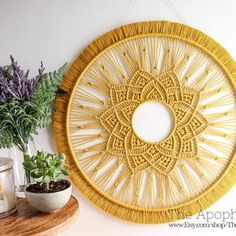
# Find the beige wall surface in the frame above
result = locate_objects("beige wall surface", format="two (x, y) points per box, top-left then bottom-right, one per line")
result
(0, 1), (236, 236)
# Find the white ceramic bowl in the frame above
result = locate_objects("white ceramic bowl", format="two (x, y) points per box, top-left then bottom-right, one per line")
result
(25, 180), (72, 213)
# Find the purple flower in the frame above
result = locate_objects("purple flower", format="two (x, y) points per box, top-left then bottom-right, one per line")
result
(0, 56), (45, 104)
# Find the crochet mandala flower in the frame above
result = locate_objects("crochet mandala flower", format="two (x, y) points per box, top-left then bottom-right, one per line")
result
(100, 70), (208, 175)
(55, 21), (236, 224)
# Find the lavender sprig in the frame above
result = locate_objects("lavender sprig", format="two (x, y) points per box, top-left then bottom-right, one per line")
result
(0, 56), (66, 151)
(0, 56), (45, 104)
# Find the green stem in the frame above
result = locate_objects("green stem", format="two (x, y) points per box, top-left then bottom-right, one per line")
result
(23, 152), (32, 185)
(17, 136), (32, 185)
(46, 182), (49, 191)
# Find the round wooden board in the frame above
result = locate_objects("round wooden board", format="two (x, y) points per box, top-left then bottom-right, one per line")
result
(0, 196), (79, 236)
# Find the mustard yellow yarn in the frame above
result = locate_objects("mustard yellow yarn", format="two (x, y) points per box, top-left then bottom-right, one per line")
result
(100, 70), (208, 174)
(53, 21), (236, 224)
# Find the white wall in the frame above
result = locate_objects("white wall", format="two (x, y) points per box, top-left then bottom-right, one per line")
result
(1, 1), (236, 236)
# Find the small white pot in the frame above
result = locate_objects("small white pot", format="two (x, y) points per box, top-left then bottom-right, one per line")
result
(25, 180), (72, 213)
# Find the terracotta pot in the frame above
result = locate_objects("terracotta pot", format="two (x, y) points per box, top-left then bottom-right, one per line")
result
(25, 180), (72, 213)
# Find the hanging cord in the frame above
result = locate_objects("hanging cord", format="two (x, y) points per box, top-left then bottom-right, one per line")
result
(165, 0), (186, 24)
(121, 0), (138, 25)
(121, 0), (187, 25)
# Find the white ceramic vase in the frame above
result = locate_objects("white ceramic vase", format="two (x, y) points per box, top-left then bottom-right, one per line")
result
(25, 180), (72, 213)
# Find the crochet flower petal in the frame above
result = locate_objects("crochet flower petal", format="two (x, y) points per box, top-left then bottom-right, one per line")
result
(171, 101), (195, 127)
(124, 129), (151, 155)
(167, 87), (182, 103)
(115, 100), (139, 127)
(106, 133), (126, 155)
(100, 100), (139, 132)
(149, 154), (177, 174)
(141, 79), (168, 102)
(110, 122), (132, 140)
(100, 107), (119, 133)
(129, 69), (155, 87)
(127, 147), (177, 174)
(110, 85), (131, 105)
(158, 71), (182, 103)
(180, 138), (198, 158)
(127, 70), (156, 102)
(177, 111), (208, 141)
(126, 154), (149, 173)
(181, 87), (200, 107)
(157, 131), (182, 157)
(106, 124), (147, 156)
(126, 86), (143, 102)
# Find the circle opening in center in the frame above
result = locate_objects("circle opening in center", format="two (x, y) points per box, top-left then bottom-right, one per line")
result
(132, 101), (174, 143)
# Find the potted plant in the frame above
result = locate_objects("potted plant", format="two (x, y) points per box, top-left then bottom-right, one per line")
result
(0, 56), (66, 185)
(23, 151), (71, 213)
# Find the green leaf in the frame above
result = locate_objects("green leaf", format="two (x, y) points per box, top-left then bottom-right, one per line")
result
(61, 168), (70, 176)
(30, 169), (42, 179)
(0, 64), (67, 149)
(22, 151), (70, 183)
(23, 160), (35, 170)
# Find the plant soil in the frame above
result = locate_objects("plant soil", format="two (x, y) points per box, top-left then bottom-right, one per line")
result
(26, 180), (70, 193)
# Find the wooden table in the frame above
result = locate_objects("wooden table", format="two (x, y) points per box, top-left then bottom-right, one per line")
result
(0, 196), (79, 236)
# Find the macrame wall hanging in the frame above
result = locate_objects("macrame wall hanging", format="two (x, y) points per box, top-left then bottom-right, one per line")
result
(54, 19), (236, 223)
